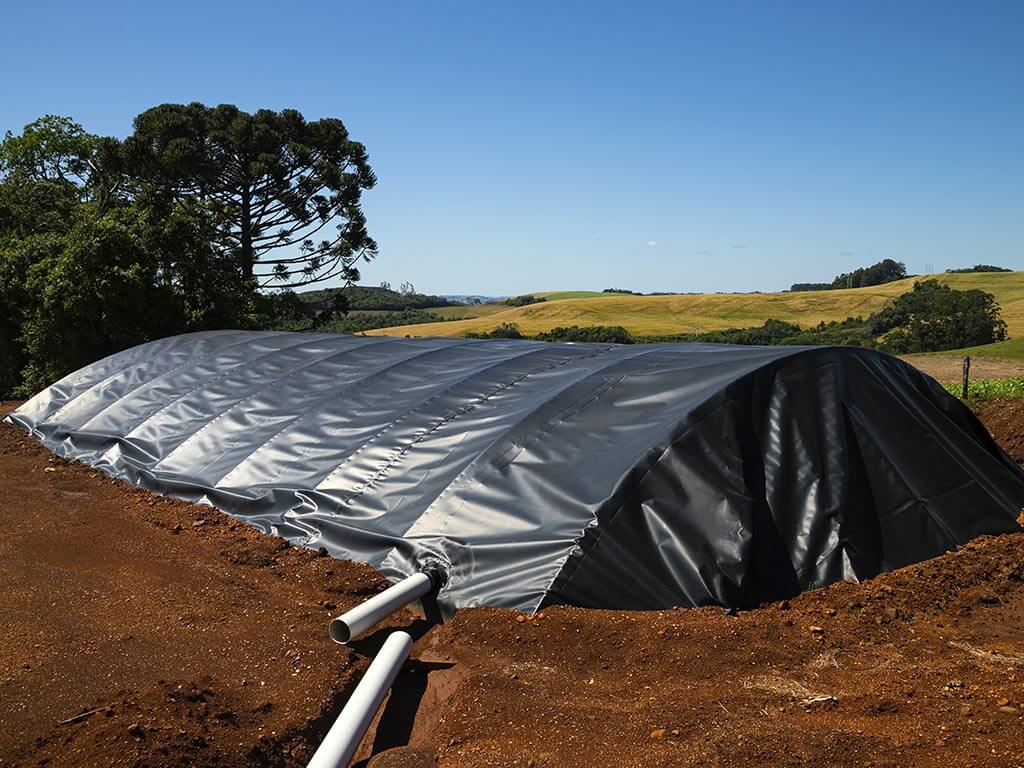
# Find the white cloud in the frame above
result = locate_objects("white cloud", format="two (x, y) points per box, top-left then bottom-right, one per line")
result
(646, 240), (664, 247)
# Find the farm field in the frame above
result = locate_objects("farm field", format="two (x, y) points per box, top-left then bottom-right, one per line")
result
(428, 302), (508, 321)
(938, 336), (1024, 361)
(368, 271), (1024, 338)
(903, 354), (1024, 385)
(4, 398), (1024, 767)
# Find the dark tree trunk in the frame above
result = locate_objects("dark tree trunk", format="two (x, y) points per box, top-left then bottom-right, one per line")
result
(240, 185), (253, 279)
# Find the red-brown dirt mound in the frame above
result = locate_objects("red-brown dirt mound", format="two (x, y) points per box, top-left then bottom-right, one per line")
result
(2, 399), (1024, 767)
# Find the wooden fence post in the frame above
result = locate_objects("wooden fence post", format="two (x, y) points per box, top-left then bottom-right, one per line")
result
(962, 356), (971, 400)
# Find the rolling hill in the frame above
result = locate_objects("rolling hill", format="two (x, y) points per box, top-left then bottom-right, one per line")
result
(367, 271), (1024, 339)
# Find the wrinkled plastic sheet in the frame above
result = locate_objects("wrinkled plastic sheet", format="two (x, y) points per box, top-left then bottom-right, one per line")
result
(8, 331), (1024, 613)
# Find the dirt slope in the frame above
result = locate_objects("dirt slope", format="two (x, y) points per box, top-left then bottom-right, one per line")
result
(3, 399), (1024, 767)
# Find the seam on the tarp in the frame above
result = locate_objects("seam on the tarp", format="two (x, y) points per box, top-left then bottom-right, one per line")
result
(155, 336), (400, 474)
(49, 331), (279, 427)
(314, 344), (571, 502)
(212, 340), (485, 488)
(114, 333), (324, 438)
(17, 331), (226, 423)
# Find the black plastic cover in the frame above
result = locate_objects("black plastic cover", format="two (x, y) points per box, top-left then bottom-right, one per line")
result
(8, 331), (1024, 613)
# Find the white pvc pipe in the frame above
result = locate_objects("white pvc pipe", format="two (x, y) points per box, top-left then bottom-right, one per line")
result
(329, 572), (433, 644)
(306, 630), (413, 768)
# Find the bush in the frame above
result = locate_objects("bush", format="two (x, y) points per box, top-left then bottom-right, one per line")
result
(308, 308), (444, 334)
(534, 325), (635, 343)
(872, 280), (1006, 354)
(465, 323), (525, 339)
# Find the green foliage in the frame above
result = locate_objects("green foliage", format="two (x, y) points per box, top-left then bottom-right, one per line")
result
(946, 265), (1012, 273)
(602, 288), (638, 295)
(17, 207), (180, 393)
(465, 323), (525, 339)
(0, 105), (379, 397)
(534, 325), (635, 343)
(943, 376), (1024, 401)
(832, 258), (907, 289)
(789, 282), (833, 292)
(504, 294), (545, 307)
(294, 308), (445, 335)
(637, 318), (873, 347)
(120, 103), (377, 289)
(871, 280), (1006, 354)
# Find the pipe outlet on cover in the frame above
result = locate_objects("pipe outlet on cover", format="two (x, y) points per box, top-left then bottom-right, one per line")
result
(329, 567), (446, 644)
(306, 630), (413, 768)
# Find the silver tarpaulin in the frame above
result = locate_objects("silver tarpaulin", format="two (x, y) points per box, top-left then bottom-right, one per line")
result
(8, 331), (1024, 613)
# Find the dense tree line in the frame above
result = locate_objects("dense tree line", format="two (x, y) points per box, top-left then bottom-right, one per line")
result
(299, 285), (452, 312)
(504, 294), (545, 307)
(946, 265), (1011, 273)
(791, 258), (907, 292)
(0, 105), (376, 397)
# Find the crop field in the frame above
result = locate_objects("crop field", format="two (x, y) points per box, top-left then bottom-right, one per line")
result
(368, 272), (1024, 338)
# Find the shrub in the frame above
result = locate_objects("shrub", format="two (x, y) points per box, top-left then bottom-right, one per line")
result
(534, 325), (635, 344)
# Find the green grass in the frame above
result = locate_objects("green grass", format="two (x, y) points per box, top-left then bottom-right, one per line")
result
(368, 271), (1024, 339)
(533, 290), (611, 301)
(942, 376), (1024, 401)
(932, 336), (1024, 361)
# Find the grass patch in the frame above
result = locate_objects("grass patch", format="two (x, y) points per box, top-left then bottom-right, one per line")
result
(931, 336), (1024, 361)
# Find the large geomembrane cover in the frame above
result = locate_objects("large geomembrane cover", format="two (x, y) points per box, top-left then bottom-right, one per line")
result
(8, 330), (1024, 613)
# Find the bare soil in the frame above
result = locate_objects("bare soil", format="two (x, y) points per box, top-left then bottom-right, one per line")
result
(901, 354), (1024, 384)
(3, 399), (1024, 768)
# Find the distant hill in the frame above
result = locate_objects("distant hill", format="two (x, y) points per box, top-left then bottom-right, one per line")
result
(365, 271), (1024, 339)
(443, 294), (506, 304)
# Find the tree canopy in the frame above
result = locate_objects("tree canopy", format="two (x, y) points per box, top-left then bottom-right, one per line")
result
(0, 105), (377, 397)
(119, 103), (377, 289)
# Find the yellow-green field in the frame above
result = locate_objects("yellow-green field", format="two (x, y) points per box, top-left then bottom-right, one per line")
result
(370, 272), (1024, 339)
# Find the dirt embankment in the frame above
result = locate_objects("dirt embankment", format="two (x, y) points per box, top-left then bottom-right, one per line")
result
(3, 399), (1024, 767)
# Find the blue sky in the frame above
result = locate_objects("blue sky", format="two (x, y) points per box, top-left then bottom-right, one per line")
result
(2, 1), (1022, 294)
